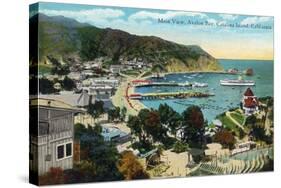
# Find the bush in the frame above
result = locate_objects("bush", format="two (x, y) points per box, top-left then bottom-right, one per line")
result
(172, 141), (188, 153)
(117, 151), (149, 180)
(213, 130), (235, 149)
(39, 167), (64, 185)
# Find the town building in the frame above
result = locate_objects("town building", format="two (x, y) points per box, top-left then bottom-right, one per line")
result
(82, 85), (115, 97)
(67, 72), (82, 81)
(242, 87), (259, 116)
(109, 65), (123, 74)
(91, 77), (120, 88)
(29, 98), (84, 176)
(100, 125), (131, 143)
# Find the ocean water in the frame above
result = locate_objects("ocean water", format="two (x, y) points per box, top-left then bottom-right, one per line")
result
(135, 59), (274, 122)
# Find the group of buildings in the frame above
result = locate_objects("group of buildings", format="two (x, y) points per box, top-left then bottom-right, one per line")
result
(32, 52), (261, 177)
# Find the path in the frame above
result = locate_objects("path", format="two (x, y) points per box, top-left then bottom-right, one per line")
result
(226, 111), (245, 131)
(160, 150), (190, 177)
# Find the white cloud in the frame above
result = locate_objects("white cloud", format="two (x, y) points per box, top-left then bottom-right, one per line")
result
(40, 8), (125, 25)
(128, 10), (207, 22)
(240, 16), (272, 25)
(219, 14), (238, 20)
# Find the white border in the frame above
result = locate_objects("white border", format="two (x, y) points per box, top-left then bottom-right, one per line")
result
(0, 0), (280, 188)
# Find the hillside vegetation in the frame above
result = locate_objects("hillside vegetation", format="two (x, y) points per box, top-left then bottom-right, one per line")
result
(30, 13), (222, 73)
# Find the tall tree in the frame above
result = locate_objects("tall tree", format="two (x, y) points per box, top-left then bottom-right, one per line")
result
(158, 103), (182, 137)
(127, 115), (144, 143)
(143, 110), (167, 142)
(120, 107), (127, 122)
(182, 105), (205, 148)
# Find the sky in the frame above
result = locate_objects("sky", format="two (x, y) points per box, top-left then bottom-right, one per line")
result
(33, 2), (274, 60)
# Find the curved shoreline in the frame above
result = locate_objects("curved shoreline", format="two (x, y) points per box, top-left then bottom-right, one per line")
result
(112, 70), (235, 116)
(111, 77), (148, 117)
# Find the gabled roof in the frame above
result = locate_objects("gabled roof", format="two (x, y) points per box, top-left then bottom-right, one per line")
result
(244, 87), (254, 96)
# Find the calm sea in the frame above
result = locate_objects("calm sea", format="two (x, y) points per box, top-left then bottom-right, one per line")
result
(135, 59), (274, 122)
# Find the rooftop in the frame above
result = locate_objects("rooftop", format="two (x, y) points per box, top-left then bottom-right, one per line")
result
(30, 97), (84, 112)
(244, 87), (254, 96)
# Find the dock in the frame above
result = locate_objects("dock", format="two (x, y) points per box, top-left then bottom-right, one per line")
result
(134, 82), (192, 88)
(129, 91), (214, 100)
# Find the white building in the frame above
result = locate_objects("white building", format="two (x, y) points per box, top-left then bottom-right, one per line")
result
(110, 65), (123, 74)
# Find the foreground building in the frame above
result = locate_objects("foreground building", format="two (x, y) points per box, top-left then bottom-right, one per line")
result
(29, 98), (84, 176)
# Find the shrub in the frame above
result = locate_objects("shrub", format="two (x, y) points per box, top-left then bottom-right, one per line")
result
(39, 167), (64, 185)
(172, 141), (188, 153)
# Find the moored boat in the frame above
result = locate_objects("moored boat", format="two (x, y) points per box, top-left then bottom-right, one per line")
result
(193, 82), (208, 87)
(220, 79), (255, 86)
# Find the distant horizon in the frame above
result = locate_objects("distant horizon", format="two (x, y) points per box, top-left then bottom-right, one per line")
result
(218, 58), (274, 61)
(32, 2), (274, 60)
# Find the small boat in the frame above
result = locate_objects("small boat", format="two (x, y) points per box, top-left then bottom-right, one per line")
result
(151, 73), (165, 79)
(178, 81), (191, 87)
(193, 82), (208, 88)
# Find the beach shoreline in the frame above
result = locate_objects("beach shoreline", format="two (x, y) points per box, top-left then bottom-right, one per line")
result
(111, 76), (148, 117)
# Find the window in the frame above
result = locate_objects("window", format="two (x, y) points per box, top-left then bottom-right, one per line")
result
(66, 143), (72, 157)
(56, 142), (72, 160)
(57, 145), (64, 160)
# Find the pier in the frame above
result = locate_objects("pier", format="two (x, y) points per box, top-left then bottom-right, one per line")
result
(134, 82), (192, 88)
(129, 91), (214, 100)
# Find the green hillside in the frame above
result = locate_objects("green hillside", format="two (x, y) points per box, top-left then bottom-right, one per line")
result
(31, 13), (222, 72)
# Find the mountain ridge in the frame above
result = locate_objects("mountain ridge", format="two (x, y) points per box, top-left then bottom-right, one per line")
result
(31, 13), (222, 72)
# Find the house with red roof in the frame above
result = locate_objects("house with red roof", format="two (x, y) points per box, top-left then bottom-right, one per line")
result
(242, 88), (259, 116)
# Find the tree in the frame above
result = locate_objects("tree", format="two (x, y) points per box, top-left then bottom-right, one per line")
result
(182, 105), (205, 148)
(158, 104), (182, 137)
(246, 115), (257, 128)
(120, 107), (127, 122)
(108, 107), (121, 122)
(78, 124), (123, 181)
(117, 151), (149, 180)
(250, 124), (272, 144)
(39, 78), (55, 94)
(87, 100), (104, 119)
(213, 129), (235, 149)
(127, 115), (145, 143)
(74, 123), (87, 139)
(89, 142), (123, 181)
(143, 110), (167, 142)
(62, 76), (76, 91)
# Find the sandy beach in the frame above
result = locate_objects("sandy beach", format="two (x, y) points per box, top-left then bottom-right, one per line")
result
(111, 74), (148, 117)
